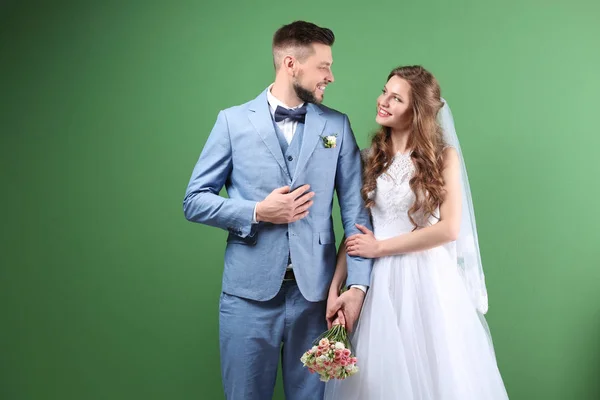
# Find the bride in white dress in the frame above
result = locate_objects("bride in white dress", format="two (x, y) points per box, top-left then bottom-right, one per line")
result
(324, 66), (509, 399)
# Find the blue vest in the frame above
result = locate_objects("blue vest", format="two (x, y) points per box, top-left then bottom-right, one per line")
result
(272, 119), (305, 266)
(272, 120), (304, 178)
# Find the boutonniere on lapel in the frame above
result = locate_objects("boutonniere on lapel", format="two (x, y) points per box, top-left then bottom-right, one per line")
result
(320, 134), (337, 149)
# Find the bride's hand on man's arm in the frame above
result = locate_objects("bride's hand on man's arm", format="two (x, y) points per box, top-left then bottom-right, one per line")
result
(345, 224), (381, 258)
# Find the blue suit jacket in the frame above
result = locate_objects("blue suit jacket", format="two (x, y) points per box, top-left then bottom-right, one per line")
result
(183, 88), (373, 302)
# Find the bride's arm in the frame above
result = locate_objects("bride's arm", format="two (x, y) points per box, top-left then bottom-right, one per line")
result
(378, 147), (462, 256)
(329, 237), (348, 295)
(346, 147), (462, 258)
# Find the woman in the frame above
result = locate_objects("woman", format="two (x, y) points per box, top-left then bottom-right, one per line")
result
(324, 66), (509, 399)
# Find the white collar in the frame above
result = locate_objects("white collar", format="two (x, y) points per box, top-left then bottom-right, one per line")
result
(266, 84), (305, 115)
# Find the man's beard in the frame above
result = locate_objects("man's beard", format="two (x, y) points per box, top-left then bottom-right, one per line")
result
(293, 81), (320, 104)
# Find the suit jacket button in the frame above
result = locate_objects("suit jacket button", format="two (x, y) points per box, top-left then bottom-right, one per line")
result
(287, 155), (293, 161)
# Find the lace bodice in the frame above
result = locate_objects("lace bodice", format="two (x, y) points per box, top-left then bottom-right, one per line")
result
(369, 152), (434, 239)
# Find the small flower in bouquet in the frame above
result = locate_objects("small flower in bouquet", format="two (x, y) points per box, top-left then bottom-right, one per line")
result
(300, 323), (359, 382)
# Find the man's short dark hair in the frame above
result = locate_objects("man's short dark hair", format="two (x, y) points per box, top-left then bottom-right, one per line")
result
(272, 21), (335, 69)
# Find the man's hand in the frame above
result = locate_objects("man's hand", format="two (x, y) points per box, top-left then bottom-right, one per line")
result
(326, 288), (366, 332)
(256, 185), (314, 224)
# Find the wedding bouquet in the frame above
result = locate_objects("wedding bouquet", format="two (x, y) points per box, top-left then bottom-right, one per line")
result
(300, 324), (359, 382)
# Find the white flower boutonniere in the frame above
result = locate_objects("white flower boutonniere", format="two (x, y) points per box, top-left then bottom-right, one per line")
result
(320, 134), (337, 148)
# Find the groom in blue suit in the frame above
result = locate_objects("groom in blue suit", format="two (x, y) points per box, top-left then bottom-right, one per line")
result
(183, 21), (373, 399)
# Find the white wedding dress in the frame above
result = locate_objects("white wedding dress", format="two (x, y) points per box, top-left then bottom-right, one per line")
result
(324, 151), (509, 400)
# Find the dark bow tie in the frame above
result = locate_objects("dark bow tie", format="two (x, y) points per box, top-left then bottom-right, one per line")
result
(274, 105), (307, 123)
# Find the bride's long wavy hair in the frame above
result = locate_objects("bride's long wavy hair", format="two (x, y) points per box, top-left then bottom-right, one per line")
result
(361, 66), (446, 229)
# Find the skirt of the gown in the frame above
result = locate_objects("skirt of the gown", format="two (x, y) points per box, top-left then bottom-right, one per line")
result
(324, 246), (509, 400)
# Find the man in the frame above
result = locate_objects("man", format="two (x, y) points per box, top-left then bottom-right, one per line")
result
(183, 20), (373, 400)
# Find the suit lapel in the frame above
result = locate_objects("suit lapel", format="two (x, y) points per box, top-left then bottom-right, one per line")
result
(291, 103), (326, 186)
(247, 90), (290, 179)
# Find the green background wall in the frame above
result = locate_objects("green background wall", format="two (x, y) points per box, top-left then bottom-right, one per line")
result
(1, 0), (599, 399)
